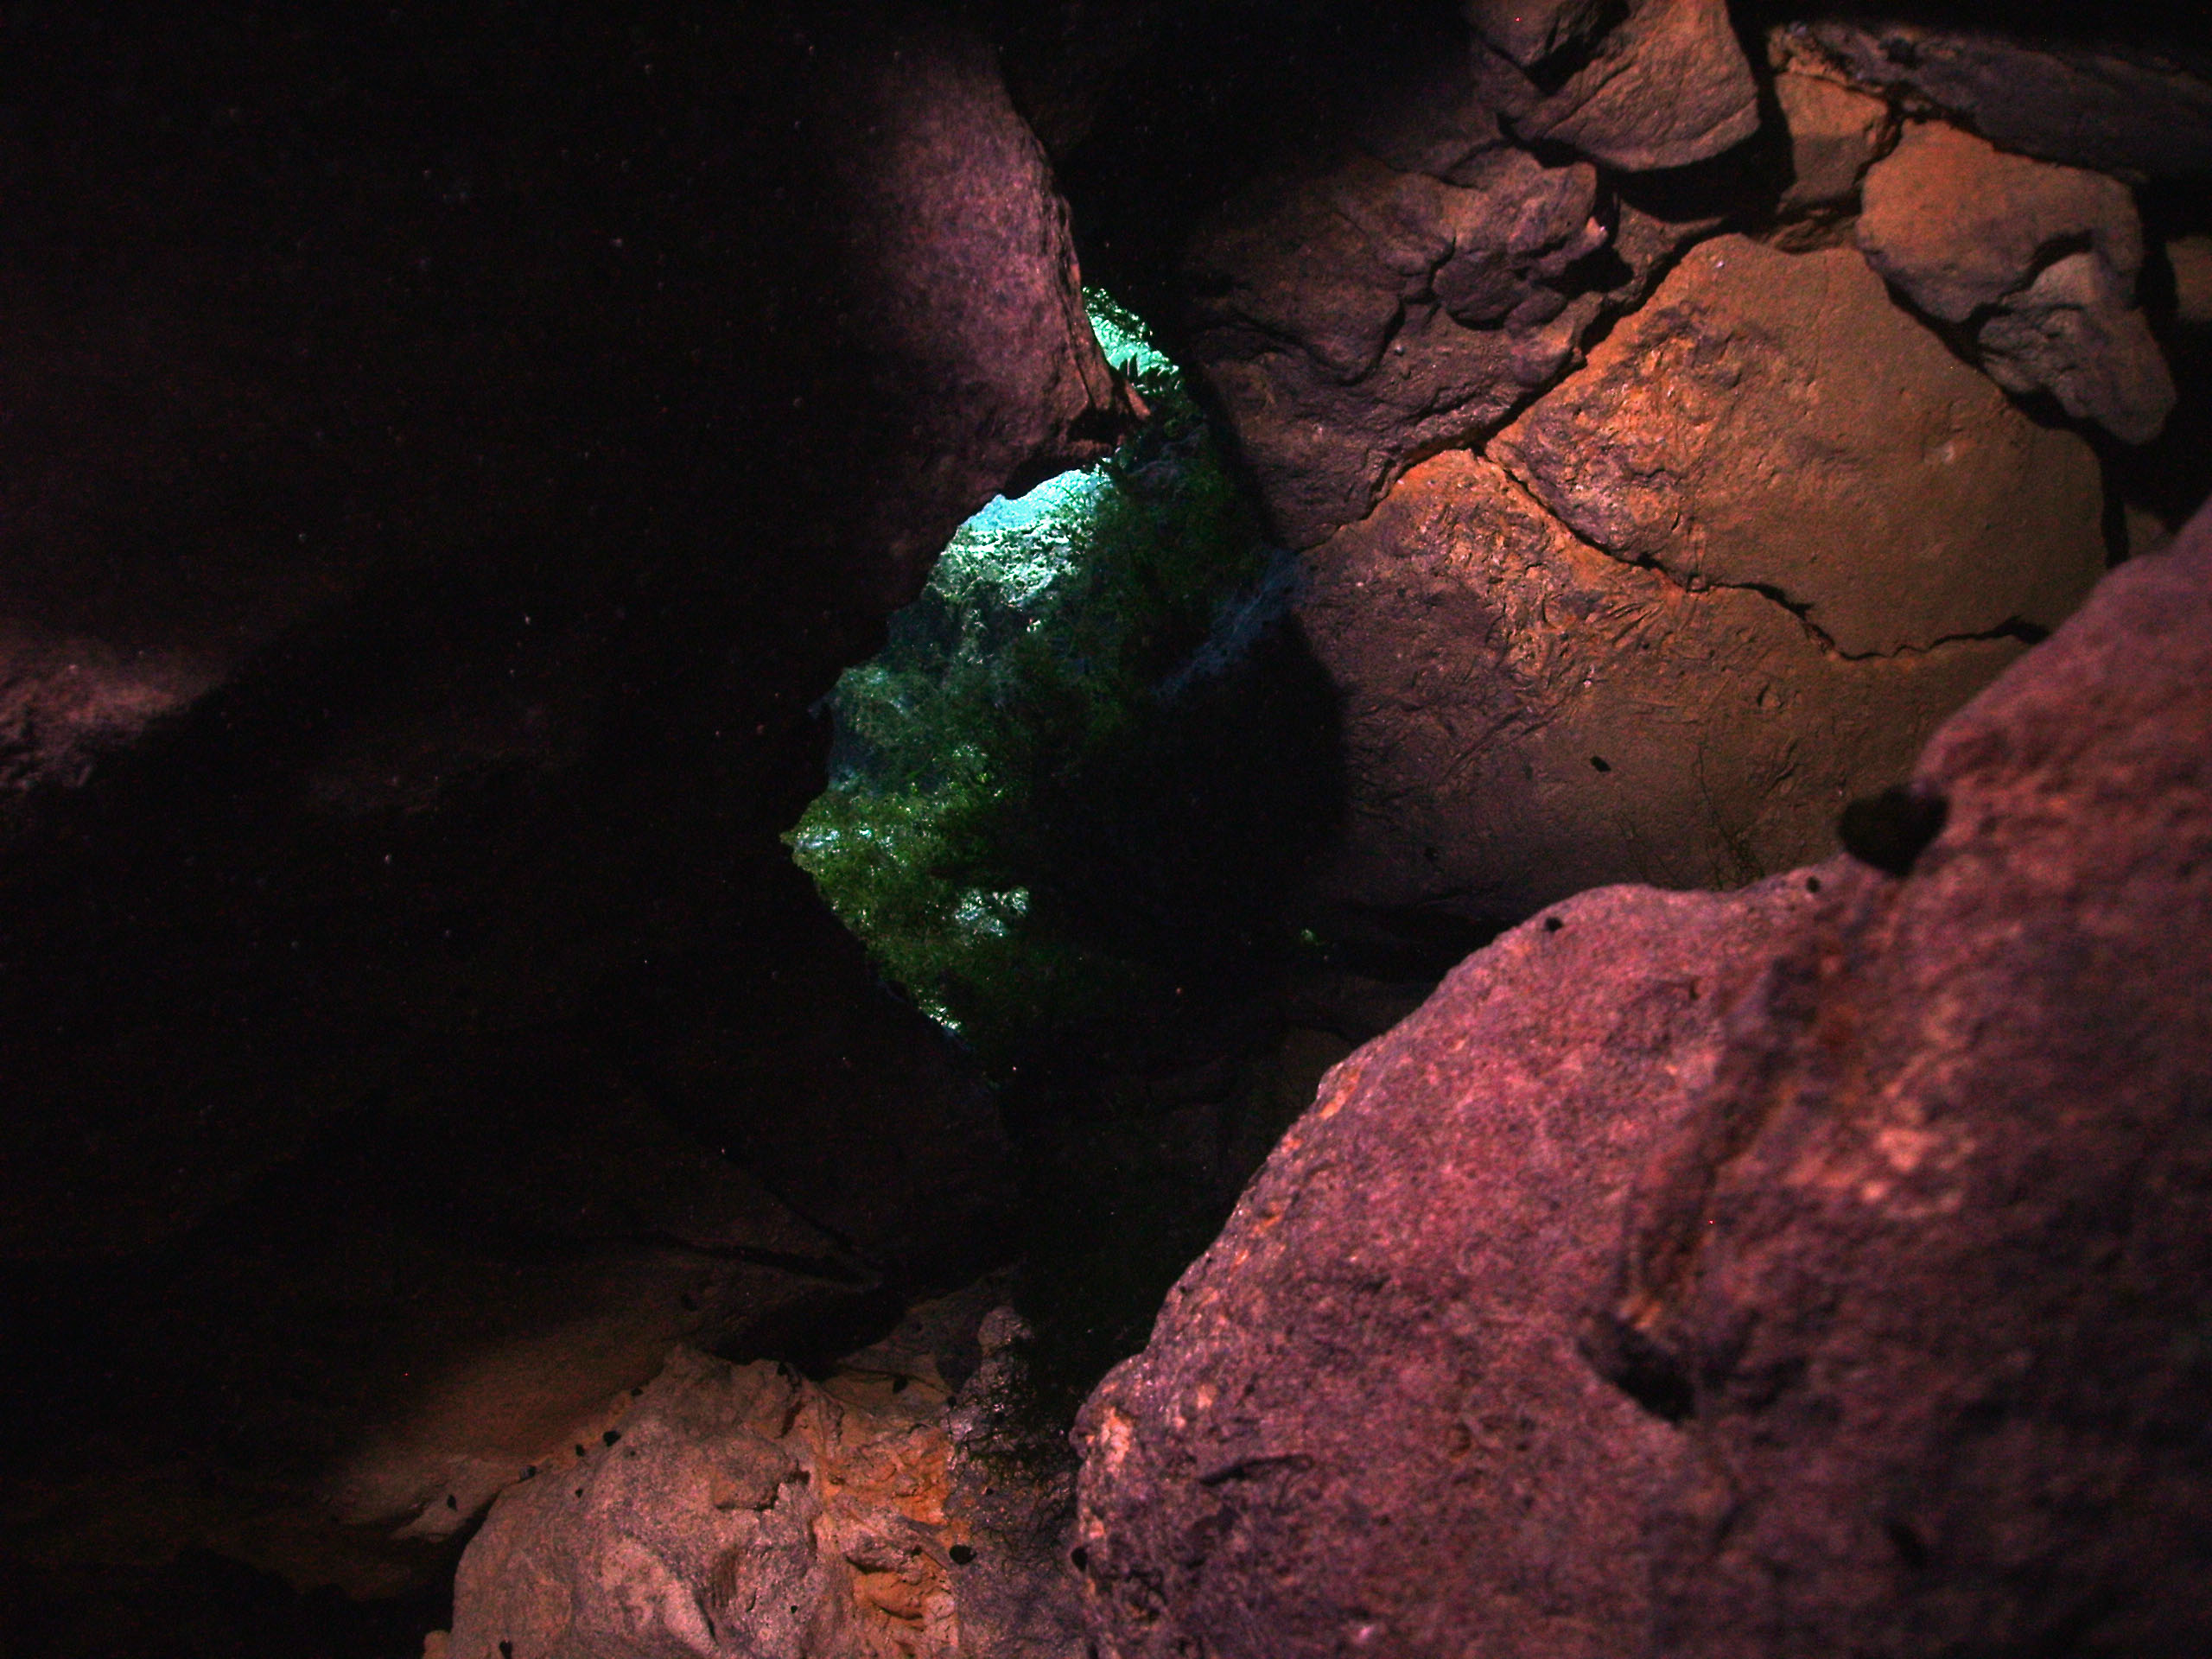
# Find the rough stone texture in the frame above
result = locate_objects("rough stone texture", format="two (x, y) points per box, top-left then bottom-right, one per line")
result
(1779, 20), (2212, 181)
(1857, 120), (2174, 443)
(1775, 70), (1895, 213)
(442, 1293), (1090, 1659)
(1295, 450), (2026, 931)
(446, 1349), (962, 1659)
(1474, 0), (1763, 174)
(0, 0), (1108, 1605)
(1598, 502), (2212, 1658)
(1185, 143), (1695, 549)
(1462, 0), (1612, 72)
(1077, 500), (2212, 1658)
(1492, 235), (2107, 659)
(1073, 873), (1822, 1659)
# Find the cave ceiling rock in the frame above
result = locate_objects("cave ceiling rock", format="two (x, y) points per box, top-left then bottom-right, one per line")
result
(1469, 0), (1762, 174)
(1075, 491), (2212, 1659)
(1858, 119), (2176, 445)
(1775, 18), (2212, 183)
(1772, 67), (1896, 215)
(1185, 143), (1690, 550)
(1294, 448), (2025, 930)
(1490, 235), (2107, 659)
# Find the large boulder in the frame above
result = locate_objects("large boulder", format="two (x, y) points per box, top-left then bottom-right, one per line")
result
(1858, 120), (2174, 444)
(1073, 873), (1822, 1658)
(1296, 449), (2026, 931)
(1076, 502), (2212, 1655)
(1492, 235), (2108, 660)
(1292, 234), (2107, 931)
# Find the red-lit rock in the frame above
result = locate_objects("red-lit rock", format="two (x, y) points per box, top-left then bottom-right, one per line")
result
(1492, 235), (2107, 658)
(1076, 502), (2212, 1656)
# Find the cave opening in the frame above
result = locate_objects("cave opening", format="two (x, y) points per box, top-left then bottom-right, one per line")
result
(791, 290), (1337, 1081)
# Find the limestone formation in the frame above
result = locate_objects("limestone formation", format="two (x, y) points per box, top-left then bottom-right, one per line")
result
(1858, 120), (2174, 443)
(1077, 499), (2212, 1659)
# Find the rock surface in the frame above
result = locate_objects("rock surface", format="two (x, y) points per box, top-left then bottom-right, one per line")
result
(1492, 235), (2107, 659)
(1476, 0), (1763, 174)
(1602, 491), (2212, 1658)
(1074, 873), (1821, 1658)
(1858, 120), (2174, 443)
(1077, 501), (2212, 1655)
(1774, 69), (1895, 214)
(447, 1349), (961, 1659)
(1296, 449), (2027, 931)
(1779, 20), (2212, 181)
(1185, 141), (1696, 549)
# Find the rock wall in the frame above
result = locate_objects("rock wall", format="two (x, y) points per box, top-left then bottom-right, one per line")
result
(1147, 0), (2210, 939)
(1074, 499), (2212, 1654)
(0, 0), (1131, 1612)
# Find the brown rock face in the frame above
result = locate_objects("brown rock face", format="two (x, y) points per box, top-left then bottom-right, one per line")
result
(1185, 143), (1691, 548)
(1780, 20), (2212, 182)
(1858, 120), (2174, 444)
(1073, 874), (1821, 1659)
(1476, 0), (1763, 173)
(1077, 504), (2212, 1656)
(1492, 236), (2107, 659)
(1297, 450), (2025, 927)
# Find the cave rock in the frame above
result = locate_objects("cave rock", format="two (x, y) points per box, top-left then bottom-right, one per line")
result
(1472, 0), (1762, 174)
(1294, 449), (2026, 930)
(1774, 68), (1895, 214)
(1073, 874), (1822, 1658)
(1858, 119), (2174, 443)
(1777, 19), (2212, 182)
(1076, 500), (2212, 1655)
(1491, 234), (2107, 659)
(1185, 143), (1688, 548)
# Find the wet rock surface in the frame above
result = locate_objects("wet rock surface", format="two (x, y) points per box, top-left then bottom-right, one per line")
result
(1077, 504), (2212, 1656)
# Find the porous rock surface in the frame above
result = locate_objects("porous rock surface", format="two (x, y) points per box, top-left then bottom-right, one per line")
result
(1074, 873), (1821, 1658)
(1858, 120), (2174, 443)
(1077, 505), (2212, 1655)
(447, 1348), (961, 1659)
